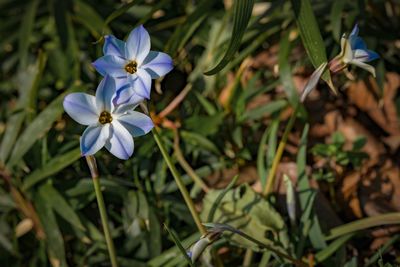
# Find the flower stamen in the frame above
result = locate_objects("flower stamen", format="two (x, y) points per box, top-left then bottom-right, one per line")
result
(99, 111), (113, 124)
(124, 61), (137, 74)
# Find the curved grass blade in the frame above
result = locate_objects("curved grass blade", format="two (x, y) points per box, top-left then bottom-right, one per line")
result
(206, 175), (239, 222)
(0, 52), (46, 164)
(165, 0), (215, 55)
(22, 147), (81, 190)
(39, 183), (85, 231)
(6, 85), (83, 168)
(163, 224), (194, 267)
(315, 233), (354, 263)
(325, 212), (400, 241)
(18, 0), (39, 67)
(204, 0), (255, 75)
(290, 0), (335, 92)
(278, 30), (299, 106)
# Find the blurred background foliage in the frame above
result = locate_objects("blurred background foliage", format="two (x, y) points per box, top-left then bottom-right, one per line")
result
(0, 0), (399, 266)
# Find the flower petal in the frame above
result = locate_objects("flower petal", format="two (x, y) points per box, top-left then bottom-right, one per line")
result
(96, 75), (116, 112)
(128, 69), (152, 99)
(125, 25), (150, 65)
(63, 93), (99, 125)
(103, 35), (126, 58)
(365, 49), (379, 62)
(142, 51), (173, 78)
(342, 37), (353, 64)
(114, 89), (144, 114)
(350, 24), (359, 37)
(350, 36), (367, 51)
(117, 111), (153, 137)
(105, 121), (134, 160)
(113, 83), (134, 106)
(300, 62), (328, 102)
(80, 124), (109, 156)
(92, 55), (127, 78)
(349, 60), (376, 77)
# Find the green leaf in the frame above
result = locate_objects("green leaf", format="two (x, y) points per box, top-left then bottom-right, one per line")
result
(278, 31), (299, 106)
(204, 0), (255, 75)
(330, 0), (346, 42)
(241, 99), (288, 121)
(180, 130), (220, 155)
(18, 0), (39, 67)
(104, 0), (145, 27)
(35, 190), (68, 267)
(296, 124), (327, 253)
(39, 183), (85, 231)
(201, 184), (289, 250)
(23, 147), (81, 190)
(291, 0), (335, 90)
(325, 213), (400, 241)
(6, 85), (83, 168)
(206, 175), (238, 222)
(73, 0), (109, 39)
(165, 0), (215, 55)
(147, 233), (198, 267)
(315, 233), (354, 263)
(0, 53), (46, 164)
(163, 224), (194, 267)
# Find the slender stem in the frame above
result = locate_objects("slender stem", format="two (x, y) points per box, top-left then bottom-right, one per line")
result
(173, 129), (210, 193)
(263, 106), (299, 196)
(85, 156), (118, 267)
(152, 128), (207, 235)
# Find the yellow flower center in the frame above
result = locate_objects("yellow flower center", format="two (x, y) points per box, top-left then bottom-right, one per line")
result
(98, 111), (113, 124)
(124, 61), (137, 74)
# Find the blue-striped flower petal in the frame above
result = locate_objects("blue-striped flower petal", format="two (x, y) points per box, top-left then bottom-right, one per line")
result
(92, 55), (127, 78)
(105, 121), (134, 160)
(117, 111), (153, 137)
(125, 25), (150, 65)
(63, 93), (99, 125)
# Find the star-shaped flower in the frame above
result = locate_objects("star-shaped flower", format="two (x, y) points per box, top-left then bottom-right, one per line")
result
(330, 24), (379, 77)
(63, 75), (154, 160)
(92, 25), (173, 103)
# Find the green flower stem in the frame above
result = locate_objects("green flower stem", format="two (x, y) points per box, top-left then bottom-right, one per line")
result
(85, 156), (118, 267)
(153, 128), (207, 235)
(263, 106), (299, 196)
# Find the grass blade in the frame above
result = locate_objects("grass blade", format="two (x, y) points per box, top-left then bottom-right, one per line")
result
(204, 0), (255, 75)
(325, 213), (400, 240)
(291, 0), (334, 90)
(22, 147), (81, 190)
(6, 85), (83, 168)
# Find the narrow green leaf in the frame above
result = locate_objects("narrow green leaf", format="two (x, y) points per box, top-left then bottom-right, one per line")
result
(315, 233), (354, 263)
(23, 147), (81, 190)
(35, 191), (67, 267)
(204, 0), (255, 75)
(207, 175), (239, 222)
(291, 0), (334, 89)
(278, 31), (299, 106)
(163, 224), (194, 267)
(0, 54), (45, 164)
(296, 124), (327, 252)
(180, 130), (220, 155)
(241, 99), (288, 121)
(257, 127), (270, 188)
(6, 85), (83, 168)
(330, 0), (345, 42)
(165, 0), (215, 55)
(104, 0), (145, 27)
(18, 0), (39, 67)
(73, 0), (109, 39)
(38, 183), (86, 231)
(325, 213), (400, 241)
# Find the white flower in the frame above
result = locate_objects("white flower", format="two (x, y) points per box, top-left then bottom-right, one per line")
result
(92, 25), (173, 102)
(63, 75), (153, 160)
